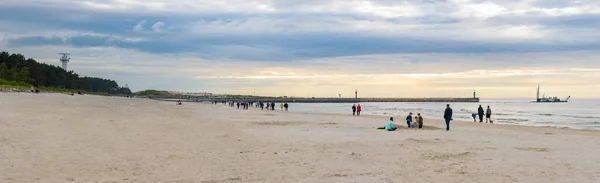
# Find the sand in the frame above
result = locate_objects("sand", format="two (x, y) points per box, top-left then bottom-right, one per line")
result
(1, 93), (600, 183)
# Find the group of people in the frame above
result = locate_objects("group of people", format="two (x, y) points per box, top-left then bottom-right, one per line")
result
(384, 112), (425, 131)
(223, 101), (290, 111)
(382, 104), (453, 131)
(236, 102), (251, 110)
(472, 105), (493, 123)
(280, 103), (290, 111)
(406, 112), (424, 129)
(351, 104), (362, 116)
(384, 104), (496, 132)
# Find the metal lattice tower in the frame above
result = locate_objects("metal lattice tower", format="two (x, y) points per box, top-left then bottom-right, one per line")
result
(59, 53), (71, 71)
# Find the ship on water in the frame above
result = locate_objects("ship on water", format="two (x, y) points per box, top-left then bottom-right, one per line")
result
(536, 84), (570, 103)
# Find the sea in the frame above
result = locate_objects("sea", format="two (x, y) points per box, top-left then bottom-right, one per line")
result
(290, 99), (600, 130)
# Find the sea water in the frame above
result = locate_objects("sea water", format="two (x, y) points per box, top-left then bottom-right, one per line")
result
(290, 99), (600, 130)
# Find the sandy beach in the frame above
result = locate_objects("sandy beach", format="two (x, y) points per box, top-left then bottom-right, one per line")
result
(1, 93), (599, 183)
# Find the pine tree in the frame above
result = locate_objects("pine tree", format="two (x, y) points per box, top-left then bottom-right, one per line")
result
(7, 67), (16, 81)
(0, 63), (8, 80)
(18, 67), (31, 83)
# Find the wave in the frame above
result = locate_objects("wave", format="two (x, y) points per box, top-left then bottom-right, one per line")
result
(379, 107), (426, 111)
(533, 113), (600, 119)
(496, 118), (529, 122)
(558, 115), (600, 119)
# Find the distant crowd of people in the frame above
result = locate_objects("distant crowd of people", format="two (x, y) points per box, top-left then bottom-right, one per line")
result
(200, 100), (496, 132)
(210, 100), (290, 111)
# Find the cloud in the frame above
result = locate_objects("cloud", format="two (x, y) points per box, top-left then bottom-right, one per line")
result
(1, 0), (600, 98)
(151, 22), (165, 32)
(133, 20), (166, 33)
(133, 20), (146, 32)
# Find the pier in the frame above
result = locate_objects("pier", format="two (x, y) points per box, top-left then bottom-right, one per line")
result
(158, 97), (480, 103)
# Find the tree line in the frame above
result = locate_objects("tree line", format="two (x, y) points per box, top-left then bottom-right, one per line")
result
(0, 51), (131, 94)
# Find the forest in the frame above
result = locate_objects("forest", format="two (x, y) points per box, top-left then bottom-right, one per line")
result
(0, 51), (131, 95)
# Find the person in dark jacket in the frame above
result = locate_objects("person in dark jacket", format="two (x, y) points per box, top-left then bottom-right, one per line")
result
(352, 105), (357, 116)
(406, 112), (413, 128)
(444, 104), (453, 131)
(478, 105), (484, 123)
(284, 103), (289, 111)
(486, 106), (493, 123)
(271, 102), (275, 110)
(417, 113), (424, 129)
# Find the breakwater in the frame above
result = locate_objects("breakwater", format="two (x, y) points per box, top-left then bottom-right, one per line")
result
(158, 97), (480, 103)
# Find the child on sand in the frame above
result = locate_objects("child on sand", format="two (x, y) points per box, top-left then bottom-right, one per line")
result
(413, 116), (418, 128)
(472, 113), (477, 122)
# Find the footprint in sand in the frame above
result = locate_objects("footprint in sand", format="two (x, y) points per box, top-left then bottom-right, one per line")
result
(252, 121), (307, 126)
(421, 151), (473, 161)
(320, 122), (338, 125)
(405, 138), (455, 144)
(515, 147), (551, 152)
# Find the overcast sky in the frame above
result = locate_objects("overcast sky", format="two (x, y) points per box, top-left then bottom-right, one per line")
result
(1, 0), (599, 98)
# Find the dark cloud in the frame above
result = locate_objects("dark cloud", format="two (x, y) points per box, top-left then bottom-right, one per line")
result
(8, 31), (600, 62)
(2, 0), (600, 62)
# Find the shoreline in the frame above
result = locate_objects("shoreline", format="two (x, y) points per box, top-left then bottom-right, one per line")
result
(201, 101), (600, 134)
(2, 93), (600, 182)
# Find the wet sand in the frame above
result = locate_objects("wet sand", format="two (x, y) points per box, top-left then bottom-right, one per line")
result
(1, 93), (599, 182)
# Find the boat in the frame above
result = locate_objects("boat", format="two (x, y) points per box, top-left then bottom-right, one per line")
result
(535, 85), (569, 103)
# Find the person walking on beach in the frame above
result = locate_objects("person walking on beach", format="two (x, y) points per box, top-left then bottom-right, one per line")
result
(356, 104), (362, 116)
(406, 112), (413, 128)
(237, 102), (240, 109)
(444, 104), (453, 131)
(280, 103), (284, 111)
(386, 117), (397, 131)
(478, 105), (485, 123)
(271, 102), (275, 110)
(486, 106), (493, 123)
(261, 102), (264, 110)
(417, 113), (423, 129)
(284, 103), (289, 111)
(352, 104), (357, 116)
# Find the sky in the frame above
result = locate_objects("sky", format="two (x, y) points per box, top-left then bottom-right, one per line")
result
(1, 0), (600, 99)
